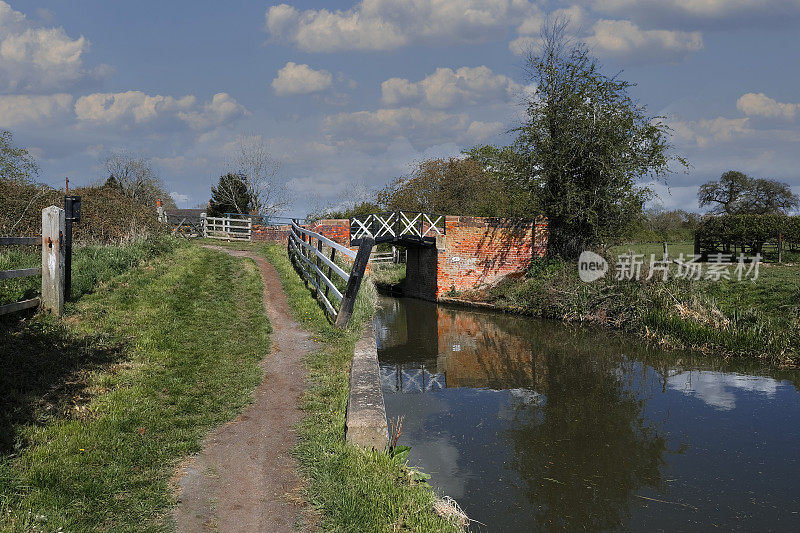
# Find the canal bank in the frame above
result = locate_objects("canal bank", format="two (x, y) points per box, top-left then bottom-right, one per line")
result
(372, 255), (800, 367)
(375, 294), (800, 531)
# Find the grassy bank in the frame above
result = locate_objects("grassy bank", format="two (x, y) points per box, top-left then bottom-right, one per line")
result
(459, 257), (800, 366)
(258, 242), (461, 532)
(1, 236), (180, 305)
(0, 244), (271, 531)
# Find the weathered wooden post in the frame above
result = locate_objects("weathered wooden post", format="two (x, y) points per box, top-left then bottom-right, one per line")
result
(41, 206), (65, 316)
(335, 237), (374, 329)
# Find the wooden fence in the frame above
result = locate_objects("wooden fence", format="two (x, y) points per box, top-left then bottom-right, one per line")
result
(370, 246), (406, 264)
(288, 221), (374, 328)
(204, 216), (252, 241)
(1, 206), (66, 316)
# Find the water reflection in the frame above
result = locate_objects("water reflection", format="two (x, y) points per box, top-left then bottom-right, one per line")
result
(375, 296), (800, 531)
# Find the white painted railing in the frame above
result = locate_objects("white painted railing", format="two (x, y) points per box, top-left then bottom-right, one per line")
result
(203, 216), (252, 241)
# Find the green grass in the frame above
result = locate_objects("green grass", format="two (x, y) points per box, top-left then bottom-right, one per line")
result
(1, 236), (181, 305)
(0, 244), (271, 531)
(369, 263), (407, 287)
(258, 242), (461, 532)
(608, 240), (694, 259)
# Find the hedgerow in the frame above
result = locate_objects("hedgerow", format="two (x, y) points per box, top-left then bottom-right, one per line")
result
(695, 214), (800, 254)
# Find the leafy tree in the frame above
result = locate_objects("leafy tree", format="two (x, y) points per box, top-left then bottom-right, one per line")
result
(698, 170), (799, 215)
(376, 157), (510, 216)
(208, 173), (253, 216)
(308, 200), (382, 222)
(745, 177), (798, 215)
(0, 130), (39, 183)
(514, 19), (686, 259)
(463, 144), (540, 217)
(697, 170), (752, 214)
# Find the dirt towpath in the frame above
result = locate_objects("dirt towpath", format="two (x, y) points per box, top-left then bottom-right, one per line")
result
(173, 247), (313, 532)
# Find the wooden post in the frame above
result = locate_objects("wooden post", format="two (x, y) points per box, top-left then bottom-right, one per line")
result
(693, 232), (700, 257)
(41, 206), (65, 316)
(662, 242), (668, 261)
(778, 233), (782, 264)
(335, 237), (374, 329)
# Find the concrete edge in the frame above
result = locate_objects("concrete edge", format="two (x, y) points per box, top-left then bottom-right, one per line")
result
(345, 321), (389, 450)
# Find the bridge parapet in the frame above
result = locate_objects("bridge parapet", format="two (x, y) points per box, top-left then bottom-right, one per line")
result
(350, 211), (445, 246)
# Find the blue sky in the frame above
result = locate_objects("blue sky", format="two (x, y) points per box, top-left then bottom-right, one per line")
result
(2, 0), (799, 217)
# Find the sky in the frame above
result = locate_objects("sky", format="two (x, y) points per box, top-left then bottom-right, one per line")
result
(1, 0), (799, 217)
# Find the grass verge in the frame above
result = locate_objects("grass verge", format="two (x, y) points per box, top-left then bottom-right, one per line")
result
(0, 235), (181, 305)
(0, 244), (270, 531)
(460, 257), (800, 366)
(258, 242), (460, 532)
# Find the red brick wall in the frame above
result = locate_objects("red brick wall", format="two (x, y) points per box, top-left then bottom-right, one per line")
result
(250, 219), (352, 247)
(306, 219), (350, 247)
(435, 215), (548, 298)
(251, 224), (292, 243)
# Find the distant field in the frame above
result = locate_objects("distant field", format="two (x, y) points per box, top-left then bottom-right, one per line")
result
(609, 241), (694, 259)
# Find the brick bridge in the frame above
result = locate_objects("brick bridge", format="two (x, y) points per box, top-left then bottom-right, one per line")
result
(252, 211), (548, 301)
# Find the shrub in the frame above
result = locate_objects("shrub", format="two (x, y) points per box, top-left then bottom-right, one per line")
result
(1, 180), (165, 243)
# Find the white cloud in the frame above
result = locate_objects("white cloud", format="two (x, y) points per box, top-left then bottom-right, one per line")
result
(588, 0), (800, 29)
(324, 106), (471, 150)
(0, 1), (106, 92)
(272, 62), (333, 95)
(737, 92), (799, 120)
(465, 120), (505, 141)
(169, 191), (191, 205)
(509, 12), (703, 63)
(382, 66), (521, 109)
(265, 0), (536, 52)
(585, 19), (703, 63)
(671, 116), (753, 148)
(178, 92), (248, 130)
(592, 0), (800, 18)
(381, 77), (420, 106)
(0, 93), (72, 126)
(74, 91), (247, 130)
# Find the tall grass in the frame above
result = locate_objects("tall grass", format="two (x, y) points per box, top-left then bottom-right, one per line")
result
(481, 258), (800, 365)
(0, 235), (181, 306)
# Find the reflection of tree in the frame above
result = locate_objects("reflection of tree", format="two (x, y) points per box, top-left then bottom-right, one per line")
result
(507, 353), (666, 531)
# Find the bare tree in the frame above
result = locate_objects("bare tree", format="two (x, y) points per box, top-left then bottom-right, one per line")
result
(102, 150), (175, 209)
(228, 136), (292, 217)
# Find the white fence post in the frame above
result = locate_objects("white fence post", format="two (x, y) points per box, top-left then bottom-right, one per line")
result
(41, 205), (65, 316)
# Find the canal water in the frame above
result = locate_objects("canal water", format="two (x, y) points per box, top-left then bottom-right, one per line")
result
(374, 296), (800, 531)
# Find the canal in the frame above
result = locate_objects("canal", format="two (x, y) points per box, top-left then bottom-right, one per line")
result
(374, 296), (800, 531)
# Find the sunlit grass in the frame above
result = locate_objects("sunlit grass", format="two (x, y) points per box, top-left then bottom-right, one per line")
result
(0, 244), (270, 531)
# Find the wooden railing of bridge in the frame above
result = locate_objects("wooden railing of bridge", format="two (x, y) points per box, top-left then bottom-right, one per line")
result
(288, 221), (374, 328)
(350, 211), (445, 246)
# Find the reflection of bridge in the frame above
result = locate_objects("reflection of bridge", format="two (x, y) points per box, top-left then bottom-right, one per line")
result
(380, 363), (447, 393)
(350, 211), (445, 246)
